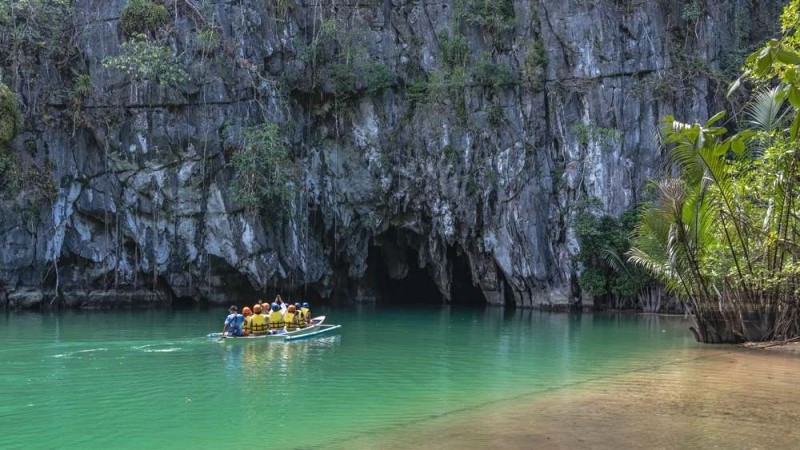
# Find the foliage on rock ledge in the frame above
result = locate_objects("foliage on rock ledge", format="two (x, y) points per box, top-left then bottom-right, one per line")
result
(0, 82), (20, 153)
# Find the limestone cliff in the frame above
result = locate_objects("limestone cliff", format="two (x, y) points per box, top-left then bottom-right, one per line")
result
(0, 0), (785, 308)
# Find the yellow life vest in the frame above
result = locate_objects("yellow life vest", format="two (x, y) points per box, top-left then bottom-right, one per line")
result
(297, 310), (306, 328)
(242, 315), (252, 335)
(284, 312), (298, 331)
(268, 310), (284, 330)
(249, 313), (268, 335)
(301, 307), (310, 323)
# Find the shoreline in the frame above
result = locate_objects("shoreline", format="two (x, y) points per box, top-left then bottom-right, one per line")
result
(743, 337), (800, 355)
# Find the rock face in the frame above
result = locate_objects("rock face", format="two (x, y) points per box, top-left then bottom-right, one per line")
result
(0, 0), (786, 308)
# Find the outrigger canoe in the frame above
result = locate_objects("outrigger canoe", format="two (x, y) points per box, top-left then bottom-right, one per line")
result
(205, 316), (341, 342)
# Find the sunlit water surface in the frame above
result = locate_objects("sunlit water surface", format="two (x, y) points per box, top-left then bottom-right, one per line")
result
(2, 306), (799, 449)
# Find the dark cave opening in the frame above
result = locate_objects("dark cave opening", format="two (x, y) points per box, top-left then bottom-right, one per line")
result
(367, 240), (442, 305)
(448, 246), (488, 307)
(366, 229), (487, 306)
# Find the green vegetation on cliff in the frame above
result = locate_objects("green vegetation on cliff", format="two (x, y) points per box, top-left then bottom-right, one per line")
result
(0, 82), (20, 153)
(229, 123), (297, 215)
(103, 35), (189, 87)
(119, 0), (169, 37)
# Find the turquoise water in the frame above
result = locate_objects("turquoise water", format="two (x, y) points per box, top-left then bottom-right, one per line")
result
(1, 307), (701, 449)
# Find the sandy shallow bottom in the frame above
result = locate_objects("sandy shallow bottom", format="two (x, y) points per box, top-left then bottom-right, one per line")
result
(329, 348), (800, 449)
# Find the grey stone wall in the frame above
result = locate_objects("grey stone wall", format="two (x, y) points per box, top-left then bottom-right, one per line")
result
(0, 0), (785, 308)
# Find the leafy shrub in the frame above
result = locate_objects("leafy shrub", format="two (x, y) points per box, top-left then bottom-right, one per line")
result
(460, 0), (516, 34)
(406, 78), (429, 106)
(229, 123), (297, 214)
(574, 209), (654, 306)
(0, 153), (19, 193)
(0, 82), (21, 153)
(197, 28), (221, 54)
(364, 62), (394, 96)
(119, 0), (169, 37)
(328, 62), (358, 98)
(72, 74), (93, 98)
(439, 32), (469, 68)
(103, 34), (189, 86)
(522, 40), (547, 91)
(472, 54), (514, 89)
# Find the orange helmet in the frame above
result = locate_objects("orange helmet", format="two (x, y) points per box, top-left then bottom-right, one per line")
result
(242, 307), (252, 315)
(287, 305), (296, 312)
(253, 304), (262, 313)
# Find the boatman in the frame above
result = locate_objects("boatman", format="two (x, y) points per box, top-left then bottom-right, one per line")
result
(222, 305), (244, 337)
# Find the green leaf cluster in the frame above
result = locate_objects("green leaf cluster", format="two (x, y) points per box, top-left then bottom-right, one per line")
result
(458, 0), (516, 35)
(295, 19), (394, 99)
(575, 209), (655, 304)
(0, 82), (21, 154)
(229, 123), (298, 215)
(0, 0), (74, 89)
(102, 34), (189, 87)
(119, 0), (169, 37)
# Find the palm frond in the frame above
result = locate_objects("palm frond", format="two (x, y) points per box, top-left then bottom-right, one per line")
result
(745, 86), (787, 133)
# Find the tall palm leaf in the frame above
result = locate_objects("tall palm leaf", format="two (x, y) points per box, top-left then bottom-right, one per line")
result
(745, 86), (787, 133)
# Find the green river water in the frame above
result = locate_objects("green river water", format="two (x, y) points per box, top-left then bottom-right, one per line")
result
(2, 306), (800, 449)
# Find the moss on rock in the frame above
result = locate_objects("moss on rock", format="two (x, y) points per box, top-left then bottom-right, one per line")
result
(119, 0), (169, 37)
(0, 82), (21, 153)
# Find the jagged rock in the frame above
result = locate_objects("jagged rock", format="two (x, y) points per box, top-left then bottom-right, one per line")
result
(0, 0), (786, 308)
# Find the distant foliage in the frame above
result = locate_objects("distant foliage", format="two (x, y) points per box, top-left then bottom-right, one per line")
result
(0, 0), (75, 95)
(119, 0), (169, 37)
(103, 34), (189, 86)
(229, 124), (297, 214)
(0, 82), (21, 153)
(364, 62), (394, 96)
(472, 53), (514, 89)
(74, 75), (93, 97)
(295, 18), (395, 99)
(572, 123), (622, 147)
(574, 208), (659, 310)
(459, 0), (516, 34)
(522, 40), (547, 91)
(681, 0), (703, 22)
(439, 32), (469, 69)
(0, 153), (20, 194)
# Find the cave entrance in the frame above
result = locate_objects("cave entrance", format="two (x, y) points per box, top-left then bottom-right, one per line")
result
(367, 237), (441, 305)
(448, 246), (487, 307)
(366, 229), (487, 307)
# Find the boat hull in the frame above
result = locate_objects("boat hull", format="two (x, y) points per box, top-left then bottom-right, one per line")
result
(206, 316), (328, 341)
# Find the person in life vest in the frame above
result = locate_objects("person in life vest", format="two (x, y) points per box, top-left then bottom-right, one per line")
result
(268, 302), (285, 334)
(240, 307), (253, 336)
(295, 302), (307, 328)
(301, 302), (311, 324)
(248, 303), (268, 336)
(222, 305), (244, 337)
(284, 304), (299, 332)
